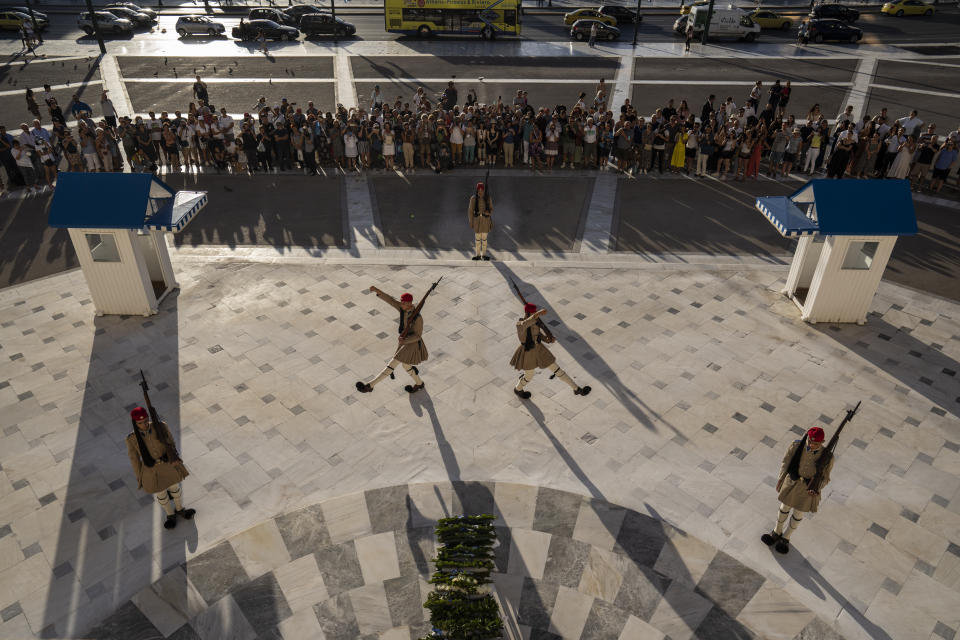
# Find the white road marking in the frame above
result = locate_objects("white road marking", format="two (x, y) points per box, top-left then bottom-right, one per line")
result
(0, 79), (103, 97)
(869, 83), (960, 99)
(844, 56), (877, 122)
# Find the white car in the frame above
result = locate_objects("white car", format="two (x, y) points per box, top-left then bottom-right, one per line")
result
(176, 15), (226, 37)
(78, 10), (133, 35)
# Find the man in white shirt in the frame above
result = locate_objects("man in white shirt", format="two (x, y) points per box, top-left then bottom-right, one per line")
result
(897, 110), (923, 138)
(370, 85), (383, 110)
(218, 108), (234, 144)
(18, 123), (36, 149)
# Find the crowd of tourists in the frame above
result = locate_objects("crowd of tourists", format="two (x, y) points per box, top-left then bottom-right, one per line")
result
(2, 76), (959, 195)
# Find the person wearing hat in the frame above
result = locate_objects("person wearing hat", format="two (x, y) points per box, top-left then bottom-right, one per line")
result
(126, 407), (195, 530)
(511, 303), (591, 399)
(356, 286), (428, 394)
(468, 181), (494, 261)
(761, 426), (833, 554)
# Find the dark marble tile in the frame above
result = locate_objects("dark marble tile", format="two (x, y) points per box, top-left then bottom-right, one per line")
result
(694, 550), (765, 618)
(232, 571), (293, 636)
(166, 623), (202, 640)
(493, 525), (512, 574)
(580, 599), (630, 640)
(529, 629), (561, 640)
(614, 563), (671, 621)
(314, 541), (364, 596)
(84, 601), (164, 640)
(695, 606), (756, 639)
(384, 575), (423, 627)
(365, 485), (411, 534)
(517, 577), (559, 630)
(275, 505), (332, 560)
(794, 617), (847, 640)
(395, 526), (435, 577)
(541, 536), (591, 589)
(532, 487), (581, 538)
(184, 541), (249, 606)
(313, 592), (361, 639)
(614, 510), (668, 568)
(451, 480), (496, 516)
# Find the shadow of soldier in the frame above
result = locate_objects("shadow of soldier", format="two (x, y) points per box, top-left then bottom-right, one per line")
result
(39, 292), (198, 638)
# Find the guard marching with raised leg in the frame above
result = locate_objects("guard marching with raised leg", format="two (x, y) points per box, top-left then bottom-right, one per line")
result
(761, 402), (858, 554)
(357, 279), (441, 395)
(468, 181), (493, 261)
(511, 302), (591, 399)
(127, 372), (195, 530)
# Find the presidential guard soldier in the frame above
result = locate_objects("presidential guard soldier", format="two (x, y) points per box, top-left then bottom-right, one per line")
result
(126, 407), (195, 530)
(761, 426), (833, 554)
(512, 302), (591, 399)
(356, 286), (428, 394)
(468, 181), (493, 261)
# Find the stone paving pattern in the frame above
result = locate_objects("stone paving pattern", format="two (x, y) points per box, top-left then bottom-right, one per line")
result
(83, 482), (837, 640)
(0, 259), (958, 639)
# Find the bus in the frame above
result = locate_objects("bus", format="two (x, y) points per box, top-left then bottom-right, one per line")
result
(384, 0), (521, 39)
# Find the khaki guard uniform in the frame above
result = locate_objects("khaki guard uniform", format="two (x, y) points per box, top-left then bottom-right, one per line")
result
(126, 421), (189, 494)
(510, 313), (556, 371)
(777, 439), (833, 513)
(379, 291), (429, 365)
(468, 193), (493, 259)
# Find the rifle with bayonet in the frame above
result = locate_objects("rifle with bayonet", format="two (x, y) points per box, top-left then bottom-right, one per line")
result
(138, 370), (181, 464)
(807, 401), (860, 495)
(400, 276), (443, 342)
(509, 279), (556, 343)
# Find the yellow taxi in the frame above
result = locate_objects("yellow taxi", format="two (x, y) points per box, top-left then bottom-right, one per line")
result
(680, 0), (709, 15)
(563, 8), (616, 26)
(746, 9), (793, 29)
(881, 0), (934, 16)
(0, 11), (30, 30)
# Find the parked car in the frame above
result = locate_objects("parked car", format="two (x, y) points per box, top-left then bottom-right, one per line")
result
(808, 3), (859, 22)
(78, 11), (133, 35)
(104, 6), (155, 27)
(300, 13), (355, 37)
(176, 14), (226, 36)
(105, 2), (156, 19)
(799, 18), (862, 42)
(881, 0), (934, 16)
(283, 4), (327, 20)
(570, 18), (620, 40)
(563, 8), (616, 26)
(247, 7), (298, 26)
(746, 9), (792, 29)
(232, 18), (299, 40)
(0, 10), (47, 30)
(598, 5), (640, 23)
(1, 6), (48, 22)
(679, 6), (760, 41)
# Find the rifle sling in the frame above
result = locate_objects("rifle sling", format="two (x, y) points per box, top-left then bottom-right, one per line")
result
(786, 434), (806, 481)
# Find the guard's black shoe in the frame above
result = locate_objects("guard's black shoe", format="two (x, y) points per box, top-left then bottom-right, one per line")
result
(177, 508), (196, 520)
(472, 255), (482, 261)
(356, 381), (373, 393)
(482, 255), (492, 261)
(775, 538), (790, 554)
(514, 388), (531, 399)
(761, 531), (781, 546)
(405, 383), (425, 394)
(574, 386), (592, 396)
(163, 515), (177, 530)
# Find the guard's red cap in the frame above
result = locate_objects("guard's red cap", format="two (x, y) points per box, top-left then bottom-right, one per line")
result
(400, 293), (414, 302)
(807, 427), (825, 443)
(131, 407), (148, 421)
(524, 303), (537, 314)
(476, 182), (485, 191)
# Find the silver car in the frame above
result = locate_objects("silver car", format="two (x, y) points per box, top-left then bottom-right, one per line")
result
(78, 10), (133, 35)
(175, 14), (226, 37)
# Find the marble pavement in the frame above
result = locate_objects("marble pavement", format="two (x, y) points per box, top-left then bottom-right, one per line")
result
(0, 256), (958, 638)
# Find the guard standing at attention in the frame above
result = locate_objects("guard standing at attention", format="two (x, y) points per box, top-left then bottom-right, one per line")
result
(468, 181), (494, 261)
(511, 302), (591, 399)
(356, 286), (429, 394)
(126, 407), (195, 530)
(761, 427), (833, 554)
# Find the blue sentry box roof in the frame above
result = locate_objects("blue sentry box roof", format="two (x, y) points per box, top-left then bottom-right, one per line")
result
(48, 173), (176, 229)
(756, 179), (918, 238)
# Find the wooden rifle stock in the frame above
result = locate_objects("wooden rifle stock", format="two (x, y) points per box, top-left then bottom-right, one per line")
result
(807, 401), (860, 494)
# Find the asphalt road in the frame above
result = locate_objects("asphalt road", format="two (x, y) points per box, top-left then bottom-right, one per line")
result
(5, 7), (960, 44)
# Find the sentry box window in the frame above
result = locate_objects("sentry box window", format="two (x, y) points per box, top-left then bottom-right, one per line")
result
(841, 241), (878, 271)
(86, 233), (122, 263)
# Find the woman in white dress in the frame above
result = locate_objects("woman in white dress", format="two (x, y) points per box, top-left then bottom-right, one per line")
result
(887, 135), (915, 180)
(344, 126), (359, 171)
(382, 123), (395, 171)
